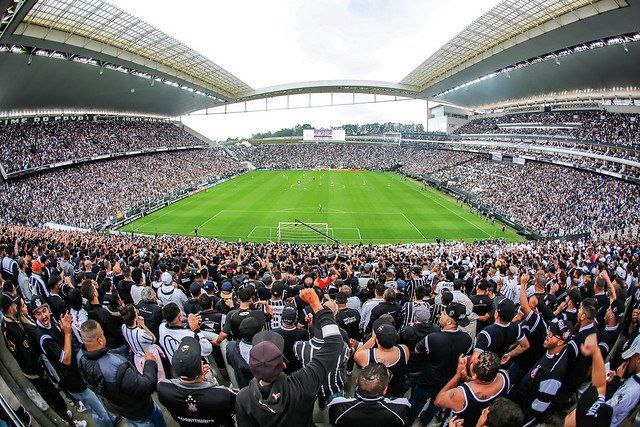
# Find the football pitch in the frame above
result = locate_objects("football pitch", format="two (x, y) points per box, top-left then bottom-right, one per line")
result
(120, 170), (523, 244)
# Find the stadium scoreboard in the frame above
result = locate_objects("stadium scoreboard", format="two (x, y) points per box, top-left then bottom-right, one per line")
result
(303, 128), (346, 142)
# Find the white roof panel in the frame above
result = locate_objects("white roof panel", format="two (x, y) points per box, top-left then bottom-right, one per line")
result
(19, 0), (252, 97)
(401, 0), (618, 90)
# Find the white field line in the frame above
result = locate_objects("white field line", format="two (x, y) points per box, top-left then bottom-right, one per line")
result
(134, 194), (203, 229)
(197, 210), (224, 229)
(397, 179), (492, 238)
(401, 213), (427, 241)
(246, 226), (272, 237)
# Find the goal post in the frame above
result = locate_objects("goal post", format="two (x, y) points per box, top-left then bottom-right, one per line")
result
(276, 220), (338, 244)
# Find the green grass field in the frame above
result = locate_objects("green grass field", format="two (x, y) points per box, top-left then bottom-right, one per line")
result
(120, 170), (523, 244)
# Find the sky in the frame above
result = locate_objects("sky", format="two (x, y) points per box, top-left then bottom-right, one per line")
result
(107, 0), (501, 140)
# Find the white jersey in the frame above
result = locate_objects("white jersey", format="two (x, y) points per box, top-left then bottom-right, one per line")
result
(607, 373), (640, 427)
(122, 325), (154, 356)
(157, 285), (188, 313)
(158, 324), (213, 363)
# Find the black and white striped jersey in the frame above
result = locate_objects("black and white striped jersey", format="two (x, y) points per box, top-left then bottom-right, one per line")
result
(294, 336), (349, 397)
(121, 325), (154, 356)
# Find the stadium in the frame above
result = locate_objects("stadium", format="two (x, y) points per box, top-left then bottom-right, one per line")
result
(0, 0), (638, 426)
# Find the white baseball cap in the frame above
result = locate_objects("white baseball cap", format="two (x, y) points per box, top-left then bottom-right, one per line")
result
(622, 334), (640, 360)
(161, 272), (172, 285)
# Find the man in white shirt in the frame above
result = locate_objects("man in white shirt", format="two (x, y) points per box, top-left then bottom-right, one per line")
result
(340, 285), (361, 312)
(157, 272), (188, 314)
(608, 335), (640, 427)
(130, 268), (146, 305)
(359, 283), (385, 332)
(158, 302), (213, 364)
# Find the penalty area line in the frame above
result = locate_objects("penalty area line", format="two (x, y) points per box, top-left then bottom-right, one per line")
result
(401, 213), (427, 241)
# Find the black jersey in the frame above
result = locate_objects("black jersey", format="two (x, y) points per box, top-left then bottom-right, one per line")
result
(157, 379), (236, 426)
(513, 311), (547, 371)
(416, 329), (473, 389)
(475, 321), (524, 357)
(449, 370), (510, 427)
(510, 348), (571, 425)
(34, 320), (87, 393)
(328, 392), (411, 427)
(335, 307), (361, 341)
(470, 294), (494, 332)
(272, 326), (309, 374)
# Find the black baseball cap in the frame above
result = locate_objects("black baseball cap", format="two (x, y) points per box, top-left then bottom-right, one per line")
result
(374, 323), (399, 348)
(281, 305), (297, 324)
(250, 331), (285, 381)
(575, 385), (612, 427)
(495, 297), (517, 322)
(445, 302), (470, 327)
(0, 293), (18, 313)
(29, 295), (49, 314)
(239, 316), (263, 342)
(548, 319), (573, 342)
(172, 337), (202, 381)
(568, 288), (582, 307)
(271, 282), (284, 297)
(610, 298), (625, 320)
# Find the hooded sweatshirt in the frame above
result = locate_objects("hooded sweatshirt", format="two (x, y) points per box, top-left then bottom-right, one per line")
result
(235, 308), (342, 427)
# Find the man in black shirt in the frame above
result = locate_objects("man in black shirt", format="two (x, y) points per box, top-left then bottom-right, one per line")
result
(47, 275), (68, 320)
(471, 281), (494, 333)
(475, 297), (529, 363)
(411, 302), (473, 424)
(116, 266), (135, 305)
(328, 363), (411, 426)
(183, 282), (203, 315)
(368, 288), (401, 331)
(335, 292), (361, 342)
(157, 337), (236, 426)
(272, 305), (309, 374)
(31, 296), (114, 427)
(559, 298), (601, 402)
(215, 286), (270, 343)
(509, 319), (573, 425)
(136, 287), (163, 338)
(81, 280), (127, 353)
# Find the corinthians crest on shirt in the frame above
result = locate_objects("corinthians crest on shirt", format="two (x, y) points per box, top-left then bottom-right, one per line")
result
(530, 364), (540, 379)
(186, 395), (198, 412)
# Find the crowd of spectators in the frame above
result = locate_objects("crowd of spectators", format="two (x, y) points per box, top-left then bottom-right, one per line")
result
(430, 158), (640, 237)
(243, 143), (475, 174)
(243, 143), (410, 170)
(0, 149), (243, 229)
(0, 225), (639, 426)
(448, 143), (640, 179)
(454, 111), (640, 147)
(0, 120), (203, 173)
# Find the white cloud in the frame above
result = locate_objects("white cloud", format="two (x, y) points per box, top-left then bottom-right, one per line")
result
(107, 0), (500, 139)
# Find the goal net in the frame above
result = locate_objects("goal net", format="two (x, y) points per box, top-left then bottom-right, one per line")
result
(277, 222), (330, 243)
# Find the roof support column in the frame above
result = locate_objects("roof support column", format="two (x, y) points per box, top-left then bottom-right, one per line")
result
(426, 99), (429, 132)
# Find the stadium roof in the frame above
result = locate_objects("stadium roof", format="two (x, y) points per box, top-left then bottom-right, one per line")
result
(401, 0), (613, 89)
(13, 0), (253, 98)
(0, 0), (638, 116)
